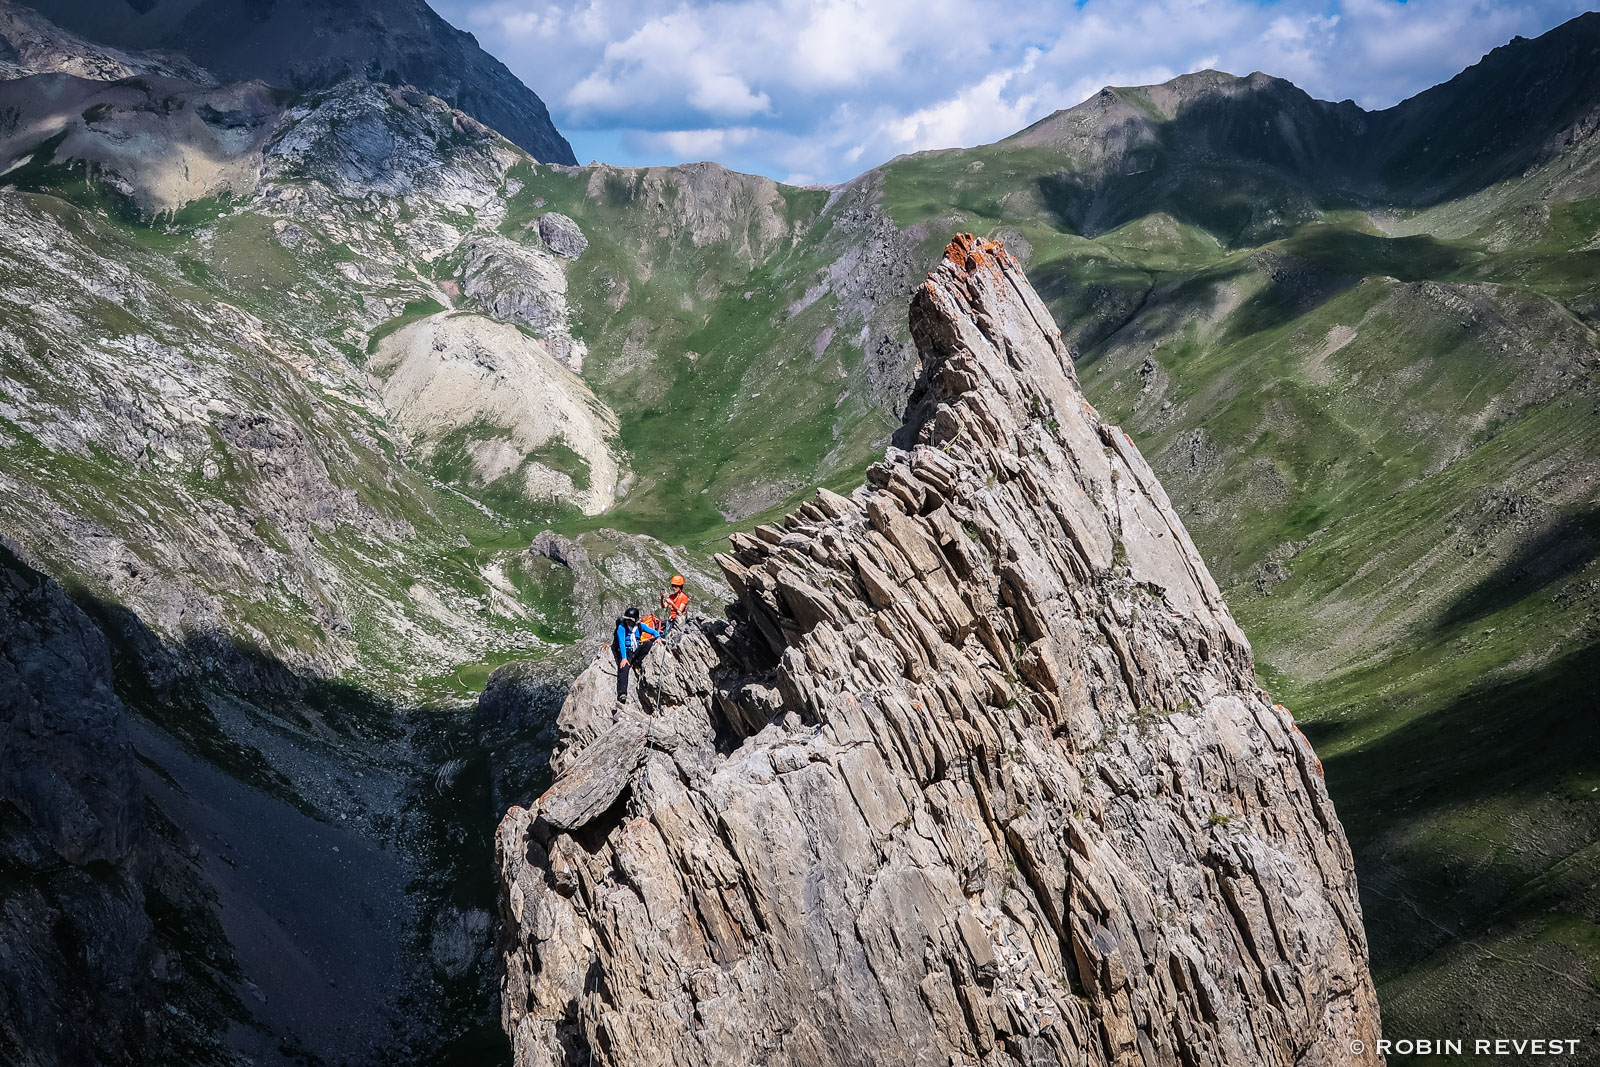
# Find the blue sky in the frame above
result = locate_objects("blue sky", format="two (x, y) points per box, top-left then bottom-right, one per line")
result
(430, 0), (1597, 184)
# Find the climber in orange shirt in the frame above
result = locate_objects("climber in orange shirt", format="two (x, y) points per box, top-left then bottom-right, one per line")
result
(660, 574), (689, 635)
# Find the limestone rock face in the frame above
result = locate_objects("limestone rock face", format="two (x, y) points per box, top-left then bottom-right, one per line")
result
(495, 237), (1382, 1067)
(459, 234), (589, 370)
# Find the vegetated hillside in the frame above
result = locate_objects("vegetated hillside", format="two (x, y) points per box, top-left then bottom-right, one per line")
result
(486, 160), (929, 542)
(0, 59), (707, 1067)
(12, 0), (576, 163)
(0, 74), (605, 680)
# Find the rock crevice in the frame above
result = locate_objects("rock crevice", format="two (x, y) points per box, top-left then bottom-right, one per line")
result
(495, 235), (1381, 1067)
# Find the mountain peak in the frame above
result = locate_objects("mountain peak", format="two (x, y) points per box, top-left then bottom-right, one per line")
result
(11, 0), (576, 163)
(1002, 65), (1323, 152)
(494, 235), (1381, 1067)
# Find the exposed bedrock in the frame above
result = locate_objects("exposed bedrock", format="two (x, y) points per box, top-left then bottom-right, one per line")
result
(495, 235), (1382, 1067)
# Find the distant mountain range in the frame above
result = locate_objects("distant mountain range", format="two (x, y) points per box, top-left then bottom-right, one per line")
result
(15, 0), (576, 163)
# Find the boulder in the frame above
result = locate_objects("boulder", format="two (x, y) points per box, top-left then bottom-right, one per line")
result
(537, 212), (588, 259)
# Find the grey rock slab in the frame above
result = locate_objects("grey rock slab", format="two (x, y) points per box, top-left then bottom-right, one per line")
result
(537, 212), (588, 258)
(536, 712), (648, 832)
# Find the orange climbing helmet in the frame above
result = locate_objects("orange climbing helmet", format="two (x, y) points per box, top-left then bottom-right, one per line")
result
(663, 576), (690, 621)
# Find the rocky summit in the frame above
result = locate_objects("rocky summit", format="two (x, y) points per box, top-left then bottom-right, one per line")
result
(495, 237), (1381, 1067)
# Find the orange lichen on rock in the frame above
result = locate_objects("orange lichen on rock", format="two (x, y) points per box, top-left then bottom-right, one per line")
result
(1276, 703), (1326, 777)
(943, 231), (1007, 273)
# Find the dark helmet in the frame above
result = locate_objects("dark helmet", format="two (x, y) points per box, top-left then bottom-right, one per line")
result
(624, 607), (641, 621)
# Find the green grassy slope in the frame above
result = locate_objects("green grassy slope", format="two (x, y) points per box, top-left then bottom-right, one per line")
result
(491, 162), (903, 542)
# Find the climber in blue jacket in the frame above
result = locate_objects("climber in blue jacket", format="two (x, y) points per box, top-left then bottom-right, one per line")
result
(612, 607), (661, 705)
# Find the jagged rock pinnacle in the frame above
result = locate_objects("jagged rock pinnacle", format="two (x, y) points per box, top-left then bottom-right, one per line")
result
(495, 235), (1382, 1067)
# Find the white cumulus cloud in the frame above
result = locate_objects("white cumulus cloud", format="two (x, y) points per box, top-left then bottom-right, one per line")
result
(432, 0), (1597, 182)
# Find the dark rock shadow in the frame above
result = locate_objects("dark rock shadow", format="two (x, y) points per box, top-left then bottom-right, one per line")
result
(0, 541), (522, 1067)
(475, 660), (565, 815)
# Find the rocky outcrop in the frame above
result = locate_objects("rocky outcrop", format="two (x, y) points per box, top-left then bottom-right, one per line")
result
(495, 237), (1381, 1067)
(459, 234), (589, 370)
(371, 312), (620, 515)
(263, 81), (514, 211)
(538, 213), (588, 260)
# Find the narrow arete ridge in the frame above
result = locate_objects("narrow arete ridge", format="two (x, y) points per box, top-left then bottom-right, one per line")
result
(495, 235), (1382, 1067)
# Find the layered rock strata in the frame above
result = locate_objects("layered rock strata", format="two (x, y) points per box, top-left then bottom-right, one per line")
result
(495, 236), (1381, 1067)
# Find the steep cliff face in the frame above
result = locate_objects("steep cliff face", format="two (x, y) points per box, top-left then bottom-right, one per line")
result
(495, 237), (1381, 1067)
(0, 543), (234, 1066)
(0, 542), (152, 1066)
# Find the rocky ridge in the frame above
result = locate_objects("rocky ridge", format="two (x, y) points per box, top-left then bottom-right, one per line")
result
(495, 238), (1381, 1066)
(0, 0), (209, 81)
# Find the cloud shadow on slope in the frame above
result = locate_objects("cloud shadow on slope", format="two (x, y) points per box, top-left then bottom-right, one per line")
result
(1432, 505), (1600, 634)
(1318, 635), (1600, 986)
